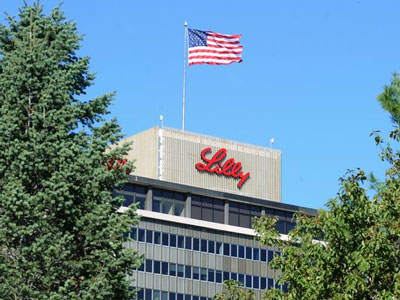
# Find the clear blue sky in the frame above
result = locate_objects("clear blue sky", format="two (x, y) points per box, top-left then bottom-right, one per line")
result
(3, 1), (399, 210)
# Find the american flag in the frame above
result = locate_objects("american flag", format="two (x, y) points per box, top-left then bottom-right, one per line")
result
(188, 28), (243, 66)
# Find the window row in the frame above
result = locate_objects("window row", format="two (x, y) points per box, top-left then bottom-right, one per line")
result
(137, 259), (287, 291)
(134, 288), (212, 300)
(115, 184), (147, 209)
(130, 228), (281, 263)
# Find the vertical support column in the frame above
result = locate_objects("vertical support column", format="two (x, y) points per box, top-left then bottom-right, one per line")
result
(185, 193), (191, 218)
(224, 201), (229, 225)
(146, 187), (153, 211)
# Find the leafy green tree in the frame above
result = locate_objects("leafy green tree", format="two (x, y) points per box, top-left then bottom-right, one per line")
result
(253, 76), (400, 299)
(0, 3), (141, 299)
(214, 280), (256, 300)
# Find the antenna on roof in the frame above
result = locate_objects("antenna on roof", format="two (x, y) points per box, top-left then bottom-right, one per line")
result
(159, 115), (164, 128)
(269, 138), (275, 149)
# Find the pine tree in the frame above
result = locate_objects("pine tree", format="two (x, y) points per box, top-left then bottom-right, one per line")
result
(0, 3), (141, 299)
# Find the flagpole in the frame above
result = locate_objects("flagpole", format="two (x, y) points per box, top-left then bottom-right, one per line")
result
(182, 21), (188, 131)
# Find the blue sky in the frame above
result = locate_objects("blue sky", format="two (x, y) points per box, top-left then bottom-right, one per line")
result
(2, 1), (399, 209)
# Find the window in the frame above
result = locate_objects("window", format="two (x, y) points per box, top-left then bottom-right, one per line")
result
(153, 189), (185, 216)
(261, 277), (267, 289)
(261, 249), (267, 262)
(146, 289), (152, 300)
(268, 250), (274, 262)
(138, 261), (144, 272)
(185, 266), (191, 279)
(170, 234), (177, 247)
(146, 230), (153, 243)
(154, 261), (161, 274)
(162, 292), (168, 300)
(138, 229), (145, 242)
(178, 235), (184, 248)
(170, 293), (176, 300)
(177, 264), (184, 277)
(154, 231), (161, 245)
(185, 236), (192, 250)
(162, 233), (169, 246)
(246, 275), (252, 288)
(191, 196), (224, 224)
(239, 274), (245, 285)
(231, 244), (237, 257)
(177, 294), (184, 300)
(208, 269), (214, 282)
(193, 267), (200, 280)
(246, 246), (252, 260)
(193, 238), (199, 251)
(223, 243), (230, 256)
(137, 289), (144, 300)
(229, 202), (261, 228)
(117, 184), (146, 209)
(268, 278), (274, 288)
(131, 227), (137, 240)
(170, 263), (176, 276)
(216, 242), (223, 254)
(154, 291), (160, 300)
(145, 259), (152, 272)
(201, 239), (207, 252)
(162, 262), (168, 275)
(223, 271), (229, 281)
(253, 276), (259, 289)
(253, 248), (259, 261)
(200, 268), (207, 281)
(230, 272), (237, 280)
(216, 270), (222, 283)
(208, 240), (215, 254)
(238, 245), (245, 258)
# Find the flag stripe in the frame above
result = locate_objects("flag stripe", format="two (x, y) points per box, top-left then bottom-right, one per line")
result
(188, 28), (243, 66)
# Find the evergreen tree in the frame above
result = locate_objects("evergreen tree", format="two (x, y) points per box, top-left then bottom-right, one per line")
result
(0, 3), (141, 299)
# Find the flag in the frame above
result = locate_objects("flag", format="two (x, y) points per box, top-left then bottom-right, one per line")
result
(187, 28), (243, 66)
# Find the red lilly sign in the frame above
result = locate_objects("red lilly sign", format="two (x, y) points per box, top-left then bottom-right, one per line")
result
(195, 148), (250, 189)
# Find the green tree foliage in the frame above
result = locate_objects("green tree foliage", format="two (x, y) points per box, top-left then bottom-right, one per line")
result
(213, 280), (256, 300)
(378, 73), (400, 124)
(253, 78), (400, 299)
(0, 3), (141, 299)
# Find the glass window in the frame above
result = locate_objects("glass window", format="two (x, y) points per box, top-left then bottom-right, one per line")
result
(246, 275), (252, 288)
(138, 261), (144, 272)
(169, 293), (176, 300)
(170, 234), (177, 247)
(138, 229), (145, 242)
(193, 267), (200, 280)
(177, 264), (184, 277)
(162, 262), (168, 275)
(191, 195), (224, 223)
(162, 201), (173, 214)
(153, 199), (161, 212)
(122, 194), (134, 207)
(162, 233), (169, 246)
(261, 249), (267, 262)
(137, 289), (144, 300)
(178, 235), (184, 248)
(231, 244), (237, 257)
(208, 269), (214, 282)
(177, 294), (184, 300)
(246, 246), (252, 260)
(283, 283), (289, 292)
(239, 274), (245, 285)
(286, 221), (295, 233)
(154, 260), (160, 274)
(253, 248), (260, 261)
(170, 263), (177, 276)
(216, 270), (222, 283)
(253, 276), (260, 289)
(223, 271), (230, 281)
(268, 250), (274, 262)
(131, 227), (137, 240)
(174, 203), (185, 216)
(154, 231), (161, 245)
(185, 265), (191, 279)
(268, 278), (274, 288)
(201, 239), (207, 252)
(261, 277), (267, 289)
(193, 238), (199, 251)
(193, 297), (199, 300)
(145, 259), (152, 273)
(231, 272), (237, 280)
(216, 242), (223, 254)
(146, 230), (153, 243)
(276, 220), (285, 233)
(223, 243), (230, 256)
(185, 295), (191, 300)
(153, 189), (185, 217)
(200, 268), (207, 281)
(239, 245), (245, 258)
(208, 240), (215, 254)
(185, 236), (192, 250)
(161, 292), (168, 300)
(146, 289), (152, 300)
(154, 291), (160, 300)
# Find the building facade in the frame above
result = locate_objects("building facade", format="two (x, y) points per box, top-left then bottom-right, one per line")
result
(116, 127), (316, 300)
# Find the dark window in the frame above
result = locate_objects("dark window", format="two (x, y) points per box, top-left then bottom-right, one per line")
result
(268, 250), (274, 262)
(162, 292), (168, 300)
(138, 229), (145, 242)
(223, 243), (230, 256)
(231, 272), (237, 280)
(193, 238), (199, 251)
(162, 233), (169, 246)
(201, 239), (207, 252)
(231, 244), (237, 257)
(185, 266), (191, 279)
(153, 188), (185, 216)
(177, 264), (184, 277)
(170, 263), (176, 276)
(153, 199), (161, 212)
(177, 294), (184, 300)
(200, 268), (207, 281)
(208, 269), (214, 282)
(246, 246), (252, 259)
(239, 245), (245, 258)
(275, 283), (281, 289)
(191, 195), (224, 223)
(261, 249), (267, 262)
(185, 236), (192, 250)
(239, 274), (245, 285)
(145, 259), (152, 272)
(137, 289), (144, 300)
(286, 221), (295, 233)
(146, 230), (153, 243)
(208, 240), (215, 254)
(253, 248), (260, 261)
(276, 220), (285, 233)
(261, 277), (267, 289)
(216, 270), (222, 283)
(170, 234), (177, 247)
(193, 297), (199, 300)
(120, 184), (146, 209)
(193, 267), (199, 280)
(154, 231), (161, 244)
(146, 289), (152, 300)
(253, 276), (259, 289)
(283, 283), (289, 292)
(170, 293), (176, 300)
(138, 261), (144, 272)
(154, 261), (160, 274)
(162, 262), (168, 275)
(185, 296), (191, 300)
(178, 235), (184, 248)
(268, 278), (274, 288)
(131, 227), (137, 240)
(246, 275), (252, 288)
(123, 194), (134, 206)
(216, 242), (223, 254)
(223, 271), (230, 281)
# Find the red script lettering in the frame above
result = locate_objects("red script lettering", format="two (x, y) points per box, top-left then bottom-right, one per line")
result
(195, 147), (250, 189)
